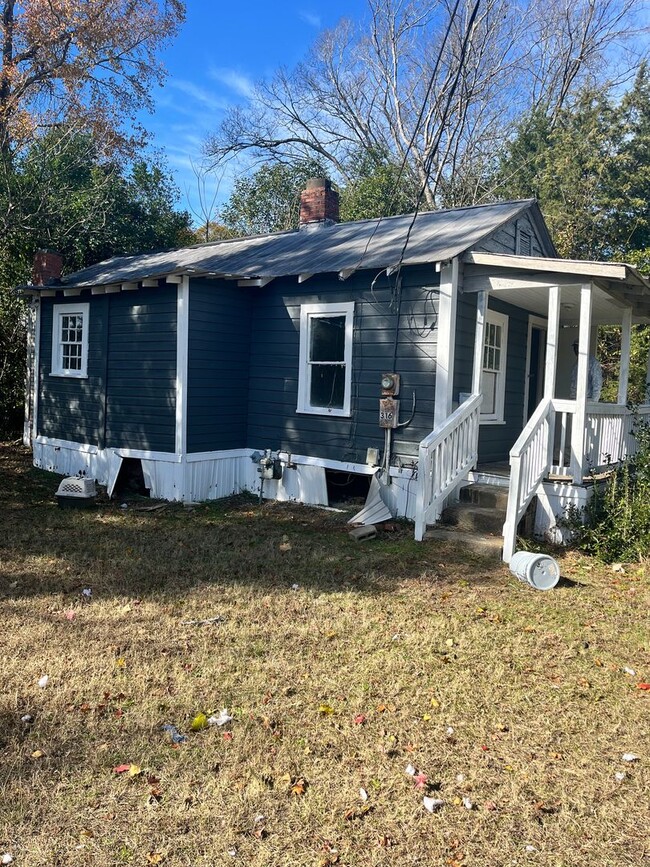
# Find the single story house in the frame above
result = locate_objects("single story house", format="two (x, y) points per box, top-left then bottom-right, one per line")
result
(21, 179), (650, 560)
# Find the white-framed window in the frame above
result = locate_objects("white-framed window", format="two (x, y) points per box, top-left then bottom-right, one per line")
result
(481, 309), (508, 423)
(51, 303), (89, 378)
(297, 301), (354, 416)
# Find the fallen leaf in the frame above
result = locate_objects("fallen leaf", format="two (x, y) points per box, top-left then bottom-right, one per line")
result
(31, 750), (45, 759)
(291, 778), (307, 796)
(430, 698), (440, 708)
(115, 658), (126, 669)
(422, 713), (432, 721)
(319, 703), (334, 715)
(128, 764), (142, 777)
(146, 853), (165, 864)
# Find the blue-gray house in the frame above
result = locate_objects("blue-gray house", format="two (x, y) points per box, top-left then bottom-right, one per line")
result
(23, 179), (650, 559)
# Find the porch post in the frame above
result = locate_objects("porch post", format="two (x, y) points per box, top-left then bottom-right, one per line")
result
(569, 283), (593, 481)
(544, 285), (561, 399)
(617, 306), (632, 405)
(434, 258), (460, 428)
(471, 290), (488, 395)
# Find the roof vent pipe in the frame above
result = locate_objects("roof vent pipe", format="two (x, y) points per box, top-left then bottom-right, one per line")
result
(32, 250), (63, 286)
(299, 178), (339, 230)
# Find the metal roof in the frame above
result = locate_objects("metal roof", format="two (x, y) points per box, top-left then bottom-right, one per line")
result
(52, 199), (539, 289)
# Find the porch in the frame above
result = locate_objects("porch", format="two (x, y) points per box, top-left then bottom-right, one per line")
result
(414, 253), (650, 560)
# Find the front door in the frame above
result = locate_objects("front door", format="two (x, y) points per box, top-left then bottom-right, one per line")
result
(524, 318), (547, 422)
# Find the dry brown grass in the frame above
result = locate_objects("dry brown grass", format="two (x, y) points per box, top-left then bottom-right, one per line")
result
(0, 443), (649, 867)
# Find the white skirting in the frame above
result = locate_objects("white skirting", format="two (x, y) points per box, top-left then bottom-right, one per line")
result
(32, 437), (419, 518)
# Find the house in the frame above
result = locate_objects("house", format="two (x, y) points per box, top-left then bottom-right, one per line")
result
(22, 179), (650, 560)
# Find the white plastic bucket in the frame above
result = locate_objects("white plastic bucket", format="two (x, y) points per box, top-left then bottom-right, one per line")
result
(509, 551), (560, 591)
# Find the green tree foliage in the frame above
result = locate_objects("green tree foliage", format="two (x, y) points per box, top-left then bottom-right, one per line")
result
(338, 149), (419, 222)
(220, 160), (327, 236)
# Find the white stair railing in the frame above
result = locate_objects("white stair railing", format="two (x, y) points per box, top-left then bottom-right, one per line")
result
(502, 398), (554, 563)
(415, 394), (482, 541)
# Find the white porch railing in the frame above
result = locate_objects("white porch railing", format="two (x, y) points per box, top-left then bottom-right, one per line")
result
(504, 400), (650, 562)
(502, 398), (554, 562)
(415, 394), (482, 541)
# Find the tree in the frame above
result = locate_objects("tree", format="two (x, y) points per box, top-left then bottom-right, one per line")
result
(219, 159), (328, 236)
(0, 0), (185, 157)
(206, 0), (643, 210)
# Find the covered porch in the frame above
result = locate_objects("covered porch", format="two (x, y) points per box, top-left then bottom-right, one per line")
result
(415, 253), (650, 559)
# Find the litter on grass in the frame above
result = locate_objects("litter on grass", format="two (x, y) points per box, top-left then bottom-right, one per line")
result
(162, 724), (187, 744)
(423, 797), (444, 813)
(405, 764), (416, 776)
(2, 854), (14, 864)
(21, 714), (33, 723)
(190, 713), (209, 731)
(181, 616), (226, 626)
(622, 753), (639, 762)
(615, 772), (626, 781)
(207, 709), (232, 727)
(82, 588), (92, 599)
(37, 675), (49, 688)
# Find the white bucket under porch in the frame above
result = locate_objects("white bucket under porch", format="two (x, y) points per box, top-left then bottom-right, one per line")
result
(414, 253), (650, 560)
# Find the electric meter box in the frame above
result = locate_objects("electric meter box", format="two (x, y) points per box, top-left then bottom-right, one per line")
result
(380, 373), (400, 395)
(379, 397), (399, 428)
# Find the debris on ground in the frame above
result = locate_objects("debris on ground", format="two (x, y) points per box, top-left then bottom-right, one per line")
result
(423, 796), (444, 813)
(181, 616), (226, 626)
(348, 524), (378, 542)
(82, 588), (92, 600)
(2, 854), (14, 865)
(37, 675), (49, 688)
(207, 709), (232, 727)
(190, 713), (209, 731)
(162, 724), (187, 744)
(621, 753), (639, 762)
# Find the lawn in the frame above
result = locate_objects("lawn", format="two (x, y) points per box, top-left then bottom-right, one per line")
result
(0, 443), (648, 867)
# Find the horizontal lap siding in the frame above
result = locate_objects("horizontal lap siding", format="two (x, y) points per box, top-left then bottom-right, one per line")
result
(38, 296), (108, 444)
(105, 289), (177, 452)
(475, 212), (547, 257)
(187, 280), (252, 453)
(247, 267), (439, 464)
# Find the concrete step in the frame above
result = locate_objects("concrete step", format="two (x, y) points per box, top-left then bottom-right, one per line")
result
(423, 527), (503, 559)
(459, 482), (509, 510)
(441, 502), (506, 535)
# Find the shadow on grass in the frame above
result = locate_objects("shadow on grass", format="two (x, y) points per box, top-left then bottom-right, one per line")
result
(1, 443), (505, 601)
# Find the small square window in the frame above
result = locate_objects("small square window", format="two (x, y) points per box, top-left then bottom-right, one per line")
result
(51, 303), (89, 378)
(298, 302), (354, 416)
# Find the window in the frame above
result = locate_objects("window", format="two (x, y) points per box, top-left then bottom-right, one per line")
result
(481, 310), (508, 423)
(298, 302), (354, 416)
(51, 303), (89, 378)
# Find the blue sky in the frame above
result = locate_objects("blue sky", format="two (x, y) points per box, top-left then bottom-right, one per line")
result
(142, 0), (368, 224)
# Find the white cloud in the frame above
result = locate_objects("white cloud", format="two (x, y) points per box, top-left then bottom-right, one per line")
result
(167, 79), (230, 113)
(209, 67), (256, 100)
(299, 10), (321, 28)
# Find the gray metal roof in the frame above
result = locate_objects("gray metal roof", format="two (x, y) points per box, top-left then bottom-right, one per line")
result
(54, 199), (540, 289)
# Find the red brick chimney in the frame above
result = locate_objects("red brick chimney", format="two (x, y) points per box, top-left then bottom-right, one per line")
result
(32, 250), (63, 286)
(299, 178), (339, 228)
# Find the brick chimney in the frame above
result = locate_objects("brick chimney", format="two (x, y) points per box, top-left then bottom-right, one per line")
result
(299, 178), (339, 229)
(32, 250), (63, 286)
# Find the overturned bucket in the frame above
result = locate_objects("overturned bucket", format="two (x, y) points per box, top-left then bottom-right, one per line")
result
(509, 551), (560, 591)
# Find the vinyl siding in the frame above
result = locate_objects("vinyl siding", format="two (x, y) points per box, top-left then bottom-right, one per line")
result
(453, 294), (529, 463)
(186, 280), (252, 452)
(38, 296), (108, 444)
(246, 266), (439, 464)
(474, 212), (548, 257)
(104, 289), (177, 452)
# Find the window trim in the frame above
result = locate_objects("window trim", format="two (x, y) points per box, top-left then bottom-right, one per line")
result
(480, 309), (508, 424)
(297, 301), (354, 416)
(50, 302), (89, 378)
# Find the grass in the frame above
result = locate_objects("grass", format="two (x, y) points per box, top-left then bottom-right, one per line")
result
(0, 442), (648, 867)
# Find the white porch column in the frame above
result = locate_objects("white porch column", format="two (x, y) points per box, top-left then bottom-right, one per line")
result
(544, 285), (561, 399)
(471, 290), (488, 395)
(434, 258), (460, 428)
(618, 307), (632, 405)
(570, 283), (593, 481)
